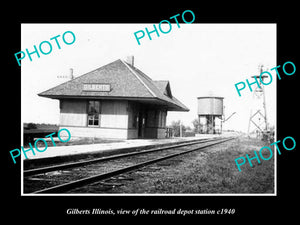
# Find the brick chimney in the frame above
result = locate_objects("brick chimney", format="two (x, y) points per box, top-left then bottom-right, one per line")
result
(69, 68), (74, 79)
(125, 55), (134, 67)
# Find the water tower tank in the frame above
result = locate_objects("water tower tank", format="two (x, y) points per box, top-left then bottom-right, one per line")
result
(197, 96), (224, 116)
(197, 96), (224, 134)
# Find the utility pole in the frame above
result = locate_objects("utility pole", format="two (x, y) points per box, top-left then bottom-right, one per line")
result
(179, 120), (183, 137)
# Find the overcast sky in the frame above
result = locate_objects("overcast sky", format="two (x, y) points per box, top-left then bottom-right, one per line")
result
(21, 23), (276, 132)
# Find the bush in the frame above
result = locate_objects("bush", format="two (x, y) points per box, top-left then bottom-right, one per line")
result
(27, 123), (37, 129)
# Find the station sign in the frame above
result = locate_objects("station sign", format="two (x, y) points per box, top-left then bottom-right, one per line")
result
(83, 83), (111, 92)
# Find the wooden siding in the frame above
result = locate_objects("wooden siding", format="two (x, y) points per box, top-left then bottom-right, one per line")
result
(144, 127), (166, 138)
(60, 99), (87, 126)
(145, 108), (167, 128)
(60, 126), (129, 139)
(101, 100), (128, 128)
(59, 99), (167, 139)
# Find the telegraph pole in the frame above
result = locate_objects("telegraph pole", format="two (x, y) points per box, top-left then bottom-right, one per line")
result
(179, 120), (183, 137)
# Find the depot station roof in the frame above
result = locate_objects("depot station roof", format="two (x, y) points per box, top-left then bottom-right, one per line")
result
(38, 59), (189, 112)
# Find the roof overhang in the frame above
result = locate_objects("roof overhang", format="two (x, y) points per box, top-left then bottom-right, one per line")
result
(38, 94), (189, 112)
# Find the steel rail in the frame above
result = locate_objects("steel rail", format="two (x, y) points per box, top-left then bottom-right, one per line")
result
(32, 137), (235, 194)
(24, 138), (216, 177)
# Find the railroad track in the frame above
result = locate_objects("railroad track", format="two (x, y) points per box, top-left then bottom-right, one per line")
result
(24, 137), (235, 194)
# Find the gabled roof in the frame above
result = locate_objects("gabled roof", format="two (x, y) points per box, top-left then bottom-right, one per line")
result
(38, 59), (189, 111)
(153, 80), (172, 98)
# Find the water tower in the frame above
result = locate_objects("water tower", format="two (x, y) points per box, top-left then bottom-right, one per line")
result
(197, 96), (224, 134)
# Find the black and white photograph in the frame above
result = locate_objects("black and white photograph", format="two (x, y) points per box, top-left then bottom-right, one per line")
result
(3, 5), (298, 221)
(21, 23), (277, 195)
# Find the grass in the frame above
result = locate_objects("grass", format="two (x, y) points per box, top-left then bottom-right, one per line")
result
(109, 137), (275, 194)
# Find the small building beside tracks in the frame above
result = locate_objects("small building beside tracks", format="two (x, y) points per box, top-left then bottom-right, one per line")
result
(38, 57), (189, 139)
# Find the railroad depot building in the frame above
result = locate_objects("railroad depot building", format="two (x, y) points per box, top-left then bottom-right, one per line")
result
(38, 57), (189, 139)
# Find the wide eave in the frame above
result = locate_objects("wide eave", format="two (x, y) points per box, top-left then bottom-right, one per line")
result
(38, 59), (189, 112)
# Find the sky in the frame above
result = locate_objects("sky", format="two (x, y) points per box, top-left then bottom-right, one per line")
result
(21, 23), (276, 132)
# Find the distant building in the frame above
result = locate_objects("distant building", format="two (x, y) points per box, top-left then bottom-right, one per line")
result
(38, 57), (189, 139)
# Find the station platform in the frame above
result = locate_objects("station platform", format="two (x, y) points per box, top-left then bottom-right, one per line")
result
(22, 136), (213, 161)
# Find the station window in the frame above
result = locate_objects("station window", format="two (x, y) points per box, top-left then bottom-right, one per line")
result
(87, 100), (100, 126)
